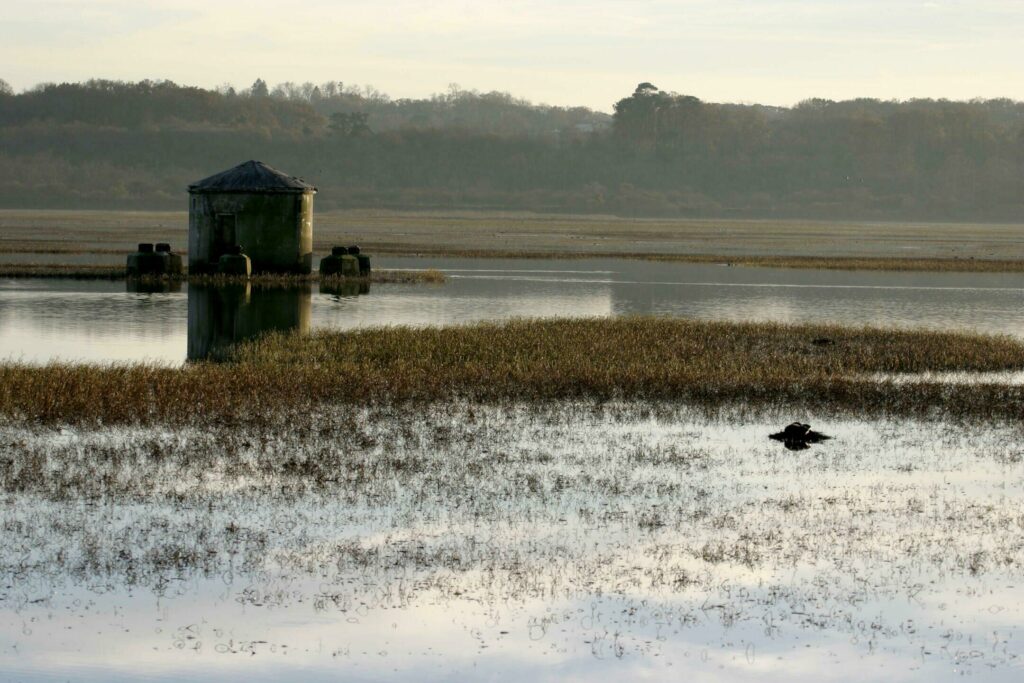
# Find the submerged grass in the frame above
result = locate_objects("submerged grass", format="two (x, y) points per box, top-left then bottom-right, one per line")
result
(0, 245), (130, 255)
(7, 209), (1024, 272)
(365, 245), (1024, 272)
(3, 405), (1024, 673)
(4, 249), (1021, 274)
(5, 209), (1024, 273)
(0, 264), (127, 279)
(186, 268), (446, 286)
(638, 253), (1024, 272)
(2, 317), (1024, 424)
(0, 264), (446, 284)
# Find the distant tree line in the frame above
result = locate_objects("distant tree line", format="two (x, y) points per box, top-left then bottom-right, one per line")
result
(0, 78), (1022, 220)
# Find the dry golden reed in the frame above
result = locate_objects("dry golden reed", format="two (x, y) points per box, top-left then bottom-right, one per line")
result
(2, 317), (1024, 425)
(0, 264), (126, 279)
(362, 245), (1024, 273)
(0, 265), (445, 284)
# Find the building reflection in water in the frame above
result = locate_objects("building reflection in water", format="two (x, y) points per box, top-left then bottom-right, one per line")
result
(187, 283), (312, 361)
(319, 279), (370, 297)
(126, 279), (183, 294)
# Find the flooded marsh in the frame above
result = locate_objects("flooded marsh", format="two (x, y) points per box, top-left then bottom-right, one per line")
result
(4, 317), (1024, 424)
(3, 403), (1024, 680)
(4, 209), (1024, 266)
(5, 256), (1024, 367)
(3, 254), (1024, 680)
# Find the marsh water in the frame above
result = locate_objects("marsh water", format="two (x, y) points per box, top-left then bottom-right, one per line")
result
(2, 257), (1024, 363)
(3, 404), (1024, 681)
(4, 258), (1024, 681)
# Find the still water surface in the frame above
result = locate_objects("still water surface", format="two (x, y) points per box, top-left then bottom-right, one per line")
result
(2, 405), (1023, 681)
(1, 257), (1024, 362)
(4, 258), (1024, 681)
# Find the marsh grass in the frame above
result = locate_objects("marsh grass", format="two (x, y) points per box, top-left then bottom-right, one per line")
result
(4, 247), (1020, 274)
(638, 253), (1024, 272)
(5, 209), (1024, 273)
(364, 245), (1024, 272)
(187, 269), (446, 286)
(0, 264), (127, 279)
(0, 264), (445, 284)
(0, 245), (132, 255)
(2, 317), (1024, 424)
(3, 404), (1024, 675)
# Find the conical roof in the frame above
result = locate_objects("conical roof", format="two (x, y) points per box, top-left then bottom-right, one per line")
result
(188, 160), (316, 194)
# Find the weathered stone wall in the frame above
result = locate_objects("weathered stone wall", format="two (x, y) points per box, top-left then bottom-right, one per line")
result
(188, 191), (315, 273)
(297, 192), (314, 273)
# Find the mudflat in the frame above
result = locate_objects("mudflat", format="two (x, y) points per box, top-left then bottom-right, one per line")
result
(2, 209), (1024, 270)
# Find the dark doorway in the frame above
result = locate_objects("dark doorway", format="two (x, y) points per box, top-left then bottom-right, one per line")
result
(213, 214), (236, 261)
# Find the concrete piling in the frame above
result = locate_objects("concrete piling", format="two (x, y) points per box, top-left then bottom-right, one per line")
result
(349, 245), (372, 276)
(217, 244), (252, 276)
(155, 243), (184, 275)
(127, 242), (185, 277)
(320, 246), (362, 277)
(320, 245), (370, 277)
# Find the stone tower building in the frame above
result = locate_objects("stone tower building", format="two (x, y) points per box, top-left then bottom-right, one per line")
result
(188, 160), (316, 274)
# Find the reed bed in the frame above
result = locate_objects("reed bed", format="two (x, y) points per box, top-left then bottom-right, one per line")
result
(0, 265), (445, 284)
(5, 208), (1024, 272)
(0, 245), (132, 255)
(4, 247), (1020, 274)
(187, 268), (446, 286)
(638, 253), (1024, 272)
(0, 264), (127, 279)
(365, 244), (1024, 272)
(3, 405), (1023, 675)
(2, 317), (1024, 425)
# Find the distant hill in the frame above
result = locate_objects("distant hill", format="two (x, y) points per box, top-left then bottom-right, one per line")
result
(0, 78), (1021, 221)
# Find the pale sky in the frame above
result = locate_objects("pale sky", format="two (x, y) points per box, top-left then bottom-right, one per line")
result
(1, 0), (1022, 111)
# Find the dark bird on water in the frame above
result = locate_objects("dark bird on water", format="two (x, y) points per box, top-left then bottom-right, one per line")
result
(769, 422), (832, 451)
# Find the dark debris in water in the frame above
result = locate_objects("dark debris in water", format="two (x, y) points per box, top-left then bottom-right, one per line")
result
(769, 422), (832, 451)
